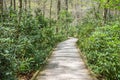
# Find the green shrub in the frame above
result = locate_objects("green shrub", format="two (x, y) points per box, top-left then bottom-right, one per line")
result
(0, 10), (67, 80)
(77, 21), (120, 80)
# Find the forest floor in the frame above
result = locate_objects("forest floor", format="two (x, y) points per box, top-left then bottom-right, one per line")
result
(35, 38), (94, 80)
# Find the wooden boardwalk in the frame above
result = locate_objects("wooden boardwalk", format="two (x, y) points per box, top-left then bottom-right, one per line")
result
(36, 38), (94, 80)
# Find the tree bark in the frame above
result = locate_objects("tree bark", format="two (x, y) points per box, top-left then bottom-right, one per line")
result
(65, 0), (69, 36)
(43, 0), (47, 17)
(103, 0), (109, 23)
(56, 0), (61, 32)
(65, 0), (68, 11)
(10, 0), (13, 8)
(13, 0), (16, 10)
(19, 0), (22, 22)
(57, 0), (61, 19)
(24, 0), (27, 11)
(49, 0), (52, 27)
(29, 0), (31, 9)
(0, 0), (3, 14)
(103, 8), (108, 21)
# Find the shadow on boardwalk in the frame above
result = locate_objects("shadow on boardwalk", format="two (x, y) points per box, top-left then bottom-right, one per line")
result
(36, 38), (94, 80)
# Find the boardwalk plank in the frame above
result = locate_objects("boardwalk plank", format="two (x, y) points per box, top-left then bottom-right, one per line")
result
(36, 38), (94, 80)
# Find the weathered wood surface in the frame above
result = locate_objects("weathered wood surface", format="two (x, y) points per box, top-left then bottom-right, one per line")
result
(36, 38), (94, 80)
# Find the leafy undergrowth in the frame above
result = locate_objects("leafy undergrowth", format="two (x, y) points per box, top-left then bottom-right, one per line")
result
(0, 10), (67, 80)
(77, 21), (120, 80)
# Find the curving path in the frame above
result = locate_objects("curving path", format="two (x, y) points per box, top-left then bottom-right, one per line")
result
(36, 38), (94, 80)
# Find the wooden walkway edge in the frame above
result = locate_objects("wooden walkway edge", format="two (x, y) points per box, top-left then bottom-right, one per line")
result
(36, 38), (95, 80)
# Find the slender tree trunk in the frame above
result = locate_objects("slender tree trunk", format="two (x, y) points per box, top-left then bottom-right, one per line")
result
(49, 0), (52, 27)
(103, 0), (109, 23)
(0, 0), (3, 14)
(19, 0), (22, 22)
(80, 0), (82, 18)
(65, 0), (68, 11)
(103, 8), (108, 22)
(29, 0), (31, 9)
(13, 0), (16, 10)
(4, 0), (7, 11)
(43, 0), (47, 17)
(108, 8), (111, 20)
(57, 0), (61, 19)
(65, 0), (69, 22)
(0, 0), (3, 22)
(24, 0), (27, 11)
(10, 0), (13, 8)
(74, 0), (77, 22)
(56, 0), (61, 32)
(10, 0), (13, 18)
(19, 0), (22, 13)
(65, 0), (68, 36)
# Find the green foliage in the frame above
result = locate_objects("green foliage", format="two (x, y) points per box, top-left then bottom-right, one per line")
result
(59, 10), (73, 23)
(77, 20), (120, 80)
(77, 18), (98, 49)
(0, 10), (67, 80)
(94, 0), (120, 9)
(57, 10), (74, 37)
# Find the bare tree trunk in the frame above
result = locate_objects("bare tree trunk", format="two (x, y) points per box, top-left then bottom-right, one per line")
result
(0, 0), (3, 23)
(4, 0), (7, 11)
(65, 0), (68, 36)
(0, 0), (3, 14)
(19, 0), (22, 22)
(65, 0), (68, 11)
(29, 0), (31, 9)
(49, 0), (52, 27)
(74, 0), (77, 25)
(103, 0), (109, 23)
(43, 0), (47, 17)
(56, 0), (61, 32)
(103, 8), (108, 22)
(107, 8), (111, 21)
(57, 0), (61, 19)
(24, 0), (27, 11)
(13, 0), (16, 10)
(10, 0), (13, 8)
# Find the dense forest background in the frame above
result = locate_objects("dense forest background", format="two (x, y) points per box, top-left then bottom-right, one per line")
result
(0, 0), (120, 80)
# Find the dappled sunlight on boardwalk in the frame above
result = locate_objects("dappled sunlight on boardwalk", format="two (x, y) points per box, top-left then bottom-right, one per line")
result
(36, 38), (94, 80)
